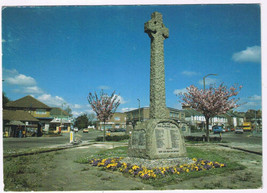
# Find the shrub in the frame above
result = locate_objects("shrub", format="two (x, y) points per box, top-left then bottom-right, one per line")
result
(184, 136), (221, 142)
(95, 135), (130, 141)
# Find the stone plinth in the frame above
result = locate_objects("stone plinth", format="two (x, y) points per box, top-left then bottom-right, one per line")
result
(128, 119), (187, 159)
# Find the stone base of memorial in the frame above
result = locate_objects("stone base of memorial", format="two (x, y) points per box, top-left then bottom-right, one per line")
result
(128, 119), (187, 160)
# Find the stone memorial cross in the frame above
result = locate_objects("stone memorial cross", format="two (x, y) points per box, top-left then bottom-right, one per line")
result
(145, 12), (169, 119)
(127, 12), (187, 160)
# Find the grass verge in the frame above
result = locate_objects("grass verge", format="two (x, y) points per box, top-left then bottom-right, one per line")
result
(4, 152), (56, 191)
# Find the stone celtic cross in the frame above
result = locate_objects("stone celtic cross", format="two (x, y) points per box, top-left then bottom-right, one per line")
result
(145, 12), (169, 119)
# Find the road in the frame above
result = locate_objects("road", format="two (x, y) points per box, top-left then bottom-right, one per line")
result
(3, 130), (262, 153)
(3, 130), (102, 153)
(191, 131), (262, 145)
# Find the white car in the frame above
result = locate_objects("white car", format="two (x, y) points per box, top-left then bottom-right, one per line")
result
(235, 127), (244, 134)
(74, 128), (78, 132)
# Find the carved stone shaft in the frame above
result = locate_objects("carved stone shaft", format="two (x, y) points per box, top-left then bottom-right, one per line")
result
(144, 12), (169, 119)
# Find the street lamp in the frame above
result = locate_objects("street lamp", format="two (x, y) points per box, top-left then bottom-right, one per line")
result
(60, 102), (66, 131)
(203, 74), (218, 91)
(137, 99), (141, 122)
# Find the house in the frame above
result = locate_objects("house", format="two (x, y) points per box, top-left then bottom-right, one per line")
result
(49, 107), (73, 133)
(96, 112), (127, 131)
(224, 111), (244, 128)
(182, 106), (228, 130)
(5, 95), (53, 130)
(3, 109), (40, 137)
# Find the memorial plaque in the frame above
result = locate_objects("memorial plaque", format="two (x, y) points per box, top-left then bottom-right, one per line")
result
(170, 130), (179, 148)
(154, 122), (180, 154)
(155, 129), (165, 148)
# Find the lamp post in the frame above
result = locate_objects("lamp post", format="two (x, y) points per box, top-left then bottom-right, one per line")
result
(203, 74), (217, 91)
(254, 110), (257, 133)
(60, 102), (66, 133)
(203, 74), (217, 133)
(137, 99), (141, 122)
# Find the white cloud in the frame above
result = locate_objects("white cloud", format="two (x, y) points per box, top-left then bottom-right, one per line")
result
(72, 104), (83, 109)
(115, 95), (127, 104)
(182, 71), (198, 76)
(198, 77), (218, 86)
(173, 88), (187, 95)
(236, 101), (258, 112)
(5, 73), (36, 86)
(72, 109), (95, 117)
(98, 85), (111, 90)
(37, 94), (66, 107)
(249, 95), (261, 101)
(232, 46), (261, 63)
(13, 86), (43, 94)
(72, 111), (83, 117)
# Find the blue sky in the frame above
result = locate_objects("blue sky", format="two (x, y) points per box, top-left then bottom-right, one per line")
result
(2, 4), (262, 117)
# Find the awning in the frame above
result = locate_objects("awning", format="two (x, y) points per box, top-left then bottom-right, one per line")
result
(6, 120), (25, 126)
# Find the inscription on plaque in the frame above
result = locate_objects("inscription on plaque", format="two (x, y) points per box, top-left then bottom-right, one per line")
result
(170, 130), (179, 148)
(155, 129), (165, 148)
(154, 122), (180, 154)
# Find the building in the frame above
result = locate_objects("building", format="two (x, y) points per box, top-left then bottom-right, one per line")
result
(124, 107), (189, 133)
(49, 107), (73, 133)
(182, 106), (228, 130)
(5, 95), (53, 130)
(96, 112), (127, 131)
(3, 109), (40, 137)
(224, 111), (244, 128)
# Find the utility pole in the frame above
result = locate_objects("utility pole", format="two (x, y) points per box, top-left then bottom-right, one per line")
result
(137, 99), (141, 122)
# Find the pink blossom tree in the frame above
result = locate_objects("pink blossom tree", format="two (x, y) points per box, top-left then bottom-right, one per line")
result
(179, 83), (242, 142)
(87, 90), (120, 141)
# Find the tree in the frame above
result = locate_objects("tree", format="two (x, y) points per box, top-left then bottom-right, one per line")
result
(87, 113), (96, 126)
(64, 106), (73, 117)
(179, 83), (242, 142)
(74, 114), (89, 129)
(87, 90), (120, 141)
(2, 92), (11, 108)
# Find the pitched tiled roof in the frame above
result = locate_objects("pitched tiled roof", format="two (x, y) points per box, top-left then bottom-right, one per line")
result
(182, 108), (203, 117)
(225, 111), (244, 118)
(50, 107), (69, 116)
(3, 110), (39, 122)
(5, 95), (51, 109)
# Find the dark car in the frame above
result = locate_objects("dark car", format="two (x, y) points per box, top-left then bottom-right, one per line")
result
(116, 128), (126, 132)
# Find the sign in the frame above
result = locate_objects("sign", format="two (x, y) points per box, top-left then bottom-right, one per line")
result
(70, 131), (75, 143)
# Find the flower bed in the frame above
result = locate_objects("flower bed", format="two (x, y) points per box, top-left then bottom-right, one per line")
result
(90, 157), (226, 180)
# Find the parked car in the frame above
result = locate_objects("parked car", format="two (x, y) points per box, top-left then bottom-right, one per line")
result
(115, 128), (126, 132)
(74, 127), (78, 132)
(225, 127), (230, 132)
(83, 128), (89, 133)
(235, 127), (244, 134)
(212, 125), (224, 134)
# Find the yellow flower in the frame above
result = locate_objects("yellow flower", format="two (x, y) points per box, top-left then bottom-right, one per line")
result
(186, 169), (189, 173)
(192, 158), (197, 162)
